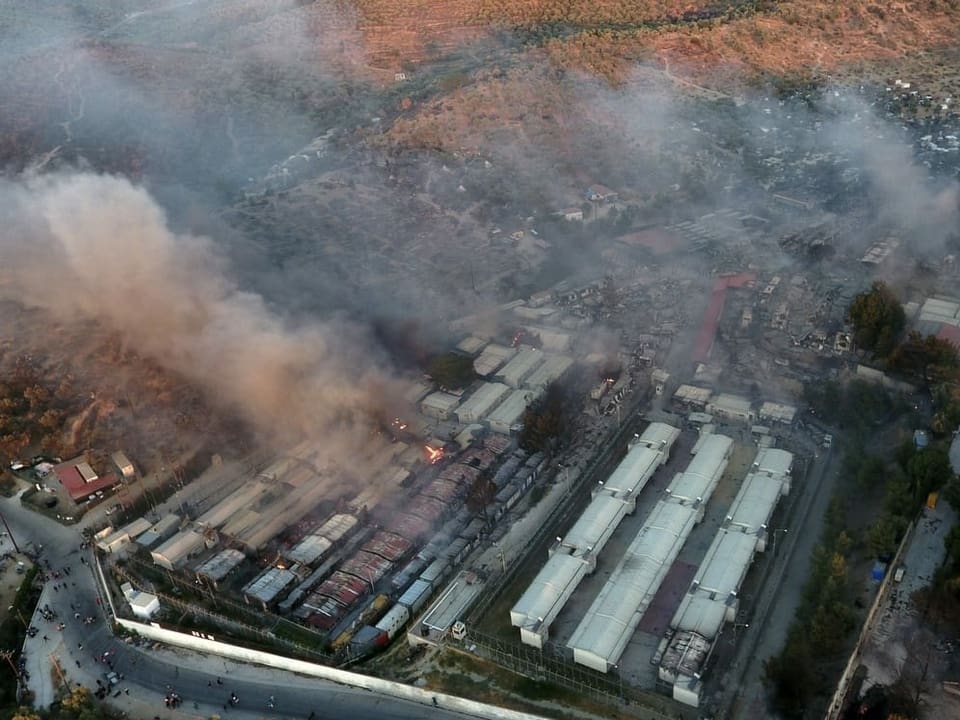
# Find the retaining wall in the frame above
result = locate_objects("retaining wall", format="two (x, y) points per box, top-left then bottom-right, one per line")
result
(116, 618), (547, 720)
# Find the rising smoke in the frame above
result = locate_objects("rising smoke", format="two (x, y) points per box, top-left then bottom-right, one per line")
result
(0, 171), (407, 465)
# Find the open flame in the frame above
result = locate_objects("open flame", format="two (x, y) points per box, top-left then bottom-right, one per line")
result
(425, 445), (444, 464)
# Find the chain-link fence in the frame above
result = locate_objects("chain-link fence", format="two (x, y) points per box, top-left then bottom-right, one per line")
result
(461, 624), (689, 719)
(112, 561), (331, 663)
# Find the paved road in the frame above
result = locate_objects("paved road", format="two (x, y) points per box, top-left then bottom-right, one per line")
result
(3, 490), (516, 720)
(728, 442), (840, 719)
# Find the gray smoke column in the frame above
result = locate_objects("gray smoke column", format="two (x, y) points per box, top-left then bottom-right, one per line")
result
(0, 171), (405, 460)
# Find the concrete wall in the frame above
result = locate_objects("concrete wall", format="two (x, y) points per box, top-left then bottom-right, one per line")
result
(115, 619), (546, 720)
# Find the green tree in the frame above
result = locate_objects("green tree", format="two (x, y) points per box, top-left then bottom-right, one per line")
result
(520, 381), (570, 452)
(889, 331), (959, 387)
(865, 513), (908, 557)
(848, 281), (906, 357)
(427, 352), (476, 390)
(906, 446), (954, 501)
(764, 630), (816, 717)
(855, 455), (886, 490)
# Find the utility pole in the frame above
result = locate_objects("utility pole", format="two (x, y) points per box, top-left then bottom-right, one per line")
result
(49, 654), (71, 694)
(0, 650), (19, 677)
(0, 512), (21, 553)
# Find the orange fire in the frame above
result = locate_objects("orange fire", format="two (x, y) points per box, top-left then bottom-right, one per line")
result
(425, 445), (444, 464)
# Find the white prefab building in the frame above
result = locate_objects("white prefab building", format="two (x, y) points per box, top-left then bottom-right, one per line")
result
(919, 296), (960, 327)
(523, 355), (574, 392)
(421, 391), (461, 420)
(456, 336), (488, 356)
(96, 517), (153, 554)
(659, 447), (794, 707)
(706, 394), (754, 424)
(758, 401), (797, 425)
(671, 530), (757, 640)
(512, 496), (634, 648)
(487, 389), (535, 435)
(137, 514), (182, 549)
(665, 434), (733, 518)
(496, 346), (545, 388)
(150, 528), (208, 571)
(511, 553), (591, 648)
(473, 344), (517, 377)
(724, 449), (793, 544)
(121, 583), (160, 620)
(455, 383), (511, 425)
(673, 385), (712, 409)
(567, 501), (699, 672)
(511, 423), (680, 648)
(111, 451), (136, 480)
(598, 422), (680, 499)
(754, 447), (793, 479)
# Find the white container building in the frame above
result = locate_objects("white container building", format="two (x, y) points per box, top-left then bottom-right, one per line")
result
(496, 346), (545, 388)
(455, 383), (511, 425)
(523, 355), (573, 392)
(512, 423), (680, 648)
(473, 344), (516, 377)
(706, 393), (754, 424)
(487, 389), (535, 435)
(659, 448), (793, 707)
(421, 391), (461, 420)
(567, 501), (699, 672)
(150, 528), (208, 571)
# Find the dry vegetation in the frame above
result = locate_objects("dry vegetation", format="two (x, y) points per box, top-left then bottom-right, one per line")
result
(0, 303), (244, 472)
(544, 1), (960, 86)
(378, 0), (960, 153)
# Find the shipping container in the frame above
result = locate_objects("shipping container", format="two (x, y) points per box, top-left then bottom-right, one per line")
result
(397, 578), (433, 615)
(375, 603), (411, 639)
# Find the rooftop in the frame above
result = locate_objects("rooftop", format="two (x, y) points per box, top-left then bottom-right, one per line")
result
(567, 501), (699, 672)
(52, 462), (120, 502)
(195, 548), (246, 581)
(244, 566), (298, 604)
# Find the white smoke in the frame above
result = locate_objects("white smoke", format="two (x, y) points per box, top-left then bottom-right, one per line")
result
(0, 171), (406, 463)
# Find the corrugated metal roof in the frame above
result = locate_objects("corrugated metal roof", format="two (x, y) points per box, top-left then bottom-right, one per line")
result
(759, 402), (797, 423)
(754, 447), (793, 477)
(602, 446), (662, 497)
(709, 393), (752, 413)
(496, 346), (545, 388)
(667, 435), (732, 503)
(286, 535), (333, 565)
(151, 528), (206, 566)
(195, 548), (246, 581)
(510, 553), (587, 630)
(562, 494), (631, 556)
(635, 422), (681, 451)
(421, 391), (461, 412)
(524, 355), (573, 391)
(473, 343), (516, 377)
(120, 517), (153, 538)
(671, 530), (757, 640)
(486, 389), (534, 430)
(244, 567), (298, 604)
(455, 382), (511, 423)
(567, 501), (698, 672)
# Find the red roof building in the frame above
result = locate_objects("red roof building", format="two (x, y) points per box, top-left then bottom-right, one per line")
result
(692, 273), (757, 365)
(938, 324), (960, 350)
(52, 462), (120, 502)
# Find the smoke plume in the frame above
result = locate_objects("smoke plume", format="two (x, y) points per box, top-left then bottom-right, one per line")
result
(0, 171), (406, 464)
